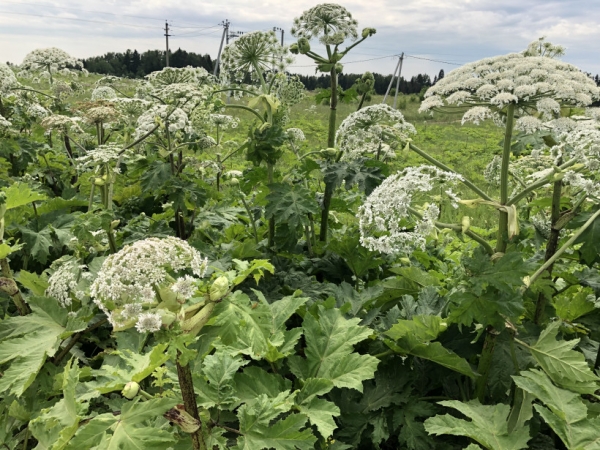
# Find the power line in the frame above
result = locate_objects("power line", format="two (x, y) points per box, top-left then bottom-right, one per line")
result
(0, 10), (161, 29)
(404, 54), (464, 66)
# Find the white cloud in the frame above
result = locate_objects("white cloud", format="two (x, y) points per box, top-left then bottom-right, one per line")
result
(0, 0), (598, 78)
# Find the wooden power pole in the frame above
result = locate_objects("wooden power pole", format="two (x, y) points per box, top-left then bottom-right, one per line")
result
(213, 19), (230, 76)
(164, 21), (171, 67)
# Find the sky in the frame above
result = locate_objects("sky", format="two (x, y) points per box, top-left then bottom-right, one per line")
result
(1, 0), (599, 80)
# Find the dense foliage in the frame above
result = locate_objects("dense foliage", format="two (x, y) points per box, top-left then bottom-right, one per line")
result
(1, 12), (600, 450)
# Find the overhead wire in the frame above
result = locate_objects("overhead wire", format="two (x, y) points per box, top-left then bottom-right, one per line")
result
(0, 10), (161, 29)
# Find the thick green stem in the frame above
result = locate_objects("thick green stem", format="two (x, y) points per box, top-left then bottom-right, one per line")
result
(529, 208), (600, 286)
(319, 68), (338, 243)
(88, 180), (96, 211)
(475, 329), (498, 402)
(408, 143), (493, 202)
(508, 157), (578, 206)
(534, 178), (562, 325)
(496, 103), (516, 253)
(408, 206), (493, 255)
(267, 163), (275, 249)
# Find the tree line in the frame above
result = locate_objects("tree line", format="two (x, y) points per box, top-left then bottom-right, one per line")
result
(82, 48), (213, 78)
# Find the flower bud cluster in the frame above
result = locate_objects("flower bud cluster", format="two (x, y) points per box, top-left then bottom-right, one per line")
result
(46, 259), (90, 307)
(291, 4), (359, 41)
(358, 165), (463, 254)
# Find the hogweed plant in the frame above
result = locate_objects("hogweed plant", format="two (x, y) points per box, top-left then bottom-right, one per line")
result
(291, 3), (376, 241)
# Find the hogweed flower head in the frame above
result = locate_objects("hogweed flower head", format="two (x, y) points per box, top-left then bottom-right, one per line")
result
(90, 236), (208, 330)
(358, 165), (463, 254)
(291, 3), (359, 42)
(134, 105), (190, 139)
(41, 114), (84, 134)
(0, 63), (19, 94)
(91, 86), (118, 101)
(420, 47), (599, 125)
(336, 104), (416, 160)
(220, 31), (293, 85)
(46, 259), (89, 307)
(21, 48), (82, 78)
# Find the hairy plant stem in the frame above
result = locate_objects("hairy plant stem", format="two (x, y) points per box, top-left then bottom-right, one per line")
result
(319, 67), (339, 243)
(267, 163), (275, 249)
(176, 355), (206, 450)
(529, 207), (600, 286)
(0, 258), (30, 315)
(408, 143), (493, 202)
(534, 178), (562, 325)
(497, 103), (516, 253)
(475, 328), (498, 402)
(239, 192), (259, 244)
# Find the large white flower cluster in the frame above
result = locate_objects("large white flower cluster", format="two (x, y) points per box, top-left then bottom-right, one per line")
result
(21, 47), (82, 74)
(420, 51), (600, 125)
(208, 114), (239, 130)
(358, 165), (463, 254)
(91, 86), (118, 101)
(76, 143), (128, 170)
(41, 114), (83, 133)
(336, 104), (416, 160)
(134, 105), (190, 139)
(46, 260), (89, 307)
(146, 66), (213, 87)
(0, 62), (19, 95)
(220, 31), (293, 84)
(90, 237), (208, 330)
(291, 3), (359, 41)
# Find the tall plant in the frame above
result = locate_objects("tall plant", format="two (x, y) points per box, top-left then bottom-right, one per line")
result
(290, 3), (376, 241)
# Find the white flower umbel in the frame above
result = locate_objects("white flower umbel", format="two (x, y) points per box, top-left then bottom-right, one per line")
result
(21, 48), (82, 83)
(220, 31), (292, 85)
(420, 51), (599, 123)
(0, 62), (19, 94)
(171, 275), (197, 301)
(208, 114), (239, 130)
(134, 105), (190, 139)
(41, 114), (84, 134)
(46, 260), (88, 307)
(91, 86), (118, 101)
(358, 165), (463, 254)
(135, 312), (162, 333)
(336, 104), (416, 160)
(76, 143), (128, 171)
(90, 237), (208, 329)
(146, 66), (213, 87)
(291, 3), (359, 41)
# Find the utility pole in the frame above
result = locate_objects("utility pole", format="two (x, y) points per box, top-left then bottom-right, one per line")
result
(383, 53), (404, 106)
(393, 52), (404, 109)
(213, 19), (230, 76)
(273, 26), (284, 46)
(164, 21), (171, 67)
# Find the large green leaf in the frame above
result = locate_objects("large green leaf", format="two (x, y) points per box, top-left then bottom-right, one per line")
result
(265, 183), (320, 230)
(0, 297), (84, 397)
(424, 400), (531, 450)
(513, 369), (600, 450)
(523, 321), (599, 394)
(384, 315), (477, 378)
(235, 413), (316, 450)
(196, 352), (248, 409)
(1, 182), (46, 210)
(86, 343), (169, 394)
(287, 306), (379, 392)
(211, 291), (306, 362)
(66, 398), (177, 450)
(29, 359), (85, 449)
(294, 378), (339, 438)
